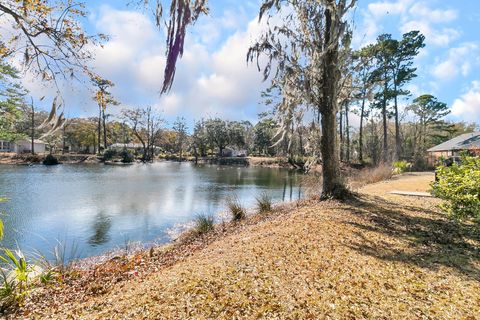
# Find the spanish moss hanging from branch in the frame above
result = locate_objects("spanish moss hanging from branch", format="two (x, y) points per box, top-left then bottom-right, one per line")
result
(138, 0), (208, 94)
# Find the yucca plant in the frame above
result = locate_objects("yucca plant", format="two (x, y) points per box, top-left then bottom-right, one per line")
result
(256, 192), (273, 214)
(194, 214), (215, 235)
(226, 195), (246, 221)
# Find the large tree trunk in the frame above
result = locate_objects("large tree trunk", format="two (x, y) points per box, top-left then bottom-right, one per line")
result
(319, 2), (348, 200)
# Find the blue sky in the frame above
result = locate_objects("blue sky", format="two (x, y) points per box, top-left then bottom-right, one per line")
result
(20, 0), (480, 128)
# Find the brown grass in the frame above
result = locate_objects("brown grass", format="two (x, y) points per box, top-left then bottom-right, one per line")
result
(349, 164), (393, 189)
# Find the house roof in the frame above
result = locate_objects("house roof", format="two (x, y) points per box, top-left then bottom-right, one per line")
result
(109, 143), (161, 149)
(16, 139), (46, 144)
(427, 132), (480, 152)
(110, 143), (144, 149)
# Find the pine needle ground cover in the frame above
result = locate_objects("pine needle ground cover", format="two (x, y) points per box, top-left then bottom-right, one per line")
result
(11, 173), (480, 319)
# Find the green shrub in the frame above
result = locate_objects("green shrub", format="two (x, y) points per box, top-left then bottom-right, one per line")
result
(120, 149), (135, 163)
(393, 160), (411, 174)
(194, 214), (215, 235)
(226, 196), (246, 221)
(256, 192), (273, 213)
(103, 149), (117, 161)
(431, 155), (480, 222)
(42, 154), (59, 166)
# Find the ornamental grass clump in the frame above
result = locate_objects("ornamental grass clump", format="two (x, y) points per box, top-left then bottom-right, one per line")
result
(194, 214), (215, 235)
(431, 154), (480, 222)
(256, 192), (273, 214)
(226, 196), (246, 221)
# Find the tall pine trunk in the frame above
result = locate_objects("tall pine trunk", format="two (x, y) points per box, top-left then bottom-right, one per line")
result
(393, 86), (401, 160)
(359, 94), (366, 163)
(345, 102), (350, 163)
(382, 78), (388, 163)
(339, 104), (344, 161)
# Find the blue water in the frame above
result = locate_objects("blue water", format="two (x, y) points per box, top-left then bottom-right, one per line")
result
(0, 162), (302, 260)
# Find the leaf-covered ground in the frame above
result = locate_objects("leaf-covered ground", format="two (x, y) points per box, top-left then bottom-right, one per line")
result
(10, 173), (480, 319)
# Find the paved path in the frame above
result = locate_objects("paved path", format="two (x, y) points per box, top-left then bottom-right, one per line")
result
(389, 190), (434, 197)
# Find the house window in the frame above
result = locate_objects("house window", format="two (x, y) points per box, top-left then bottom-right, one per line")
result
(1, 141), (11, 151)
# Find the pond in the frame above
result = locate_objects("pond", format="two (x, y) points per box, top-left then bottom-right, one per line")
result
(0, 162), (303, 261)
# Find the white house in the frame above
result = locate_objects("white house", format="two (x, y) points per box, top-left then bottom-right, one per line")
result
(222, 147), (248, 157)
(0, 139), (47, 154)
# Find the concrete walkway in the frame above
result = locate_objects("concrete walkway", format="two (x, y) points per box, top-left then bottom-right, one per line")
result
(389, 190), (434, 198)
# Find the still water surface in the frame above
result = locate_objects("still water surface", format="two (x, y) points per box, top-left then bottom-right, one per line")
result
(0, 162), (302, 260)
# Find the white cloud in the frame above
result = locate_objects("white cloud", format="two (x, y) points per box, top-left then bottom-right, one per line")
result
(400, 20), (459, 47)
(408, 2), (457, 23)
(451, 81), (480, 121)
(362, 0), (459, 47)
(432, 43), (479, 81)
(367, 0), (413, 18)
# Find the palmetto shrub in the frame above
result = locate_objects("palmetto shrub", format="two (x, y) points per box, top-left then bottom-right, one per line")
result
(194, 214), (215, 235)
(393, 160), (411, 174)
(226, 196), (246, 221)
(256, 192), (273, 213)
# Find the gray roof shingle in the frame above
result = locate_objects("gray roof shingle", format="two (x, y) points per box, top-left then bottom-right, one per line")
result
(427, 132), (480, 152)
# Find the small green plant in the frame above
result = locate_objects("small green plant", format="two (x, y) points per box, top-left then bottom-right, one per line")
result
(393, 160), (411, 174)
(39, 270), (55, 285)
(431, 154), (480, 222)
(226, 195), (246, 221)
(42, 154), (59, 165)
(256, 192), (273, 213)
(194, 214), (215, 235)
(0, 196), (6, 240)
(0, 269), (15, 310)
(0, 249), (33, 307)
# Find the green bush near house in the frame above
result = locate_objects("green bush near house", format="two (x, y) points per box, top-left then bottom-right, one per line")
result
(431, 154), (480, 222)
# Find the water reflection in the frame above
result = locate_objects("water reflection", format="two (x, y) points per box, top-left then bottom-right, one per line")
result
(0, 162), (302, 260)
(88, 211), (112, 246)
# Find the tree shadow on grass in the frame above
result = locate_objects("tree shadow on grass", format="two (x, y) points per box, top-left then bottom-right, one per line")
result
(343, 195), (480, 281)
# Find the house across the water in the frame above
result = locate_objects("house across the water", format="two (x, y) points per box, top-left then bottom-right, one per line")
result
(222, 147), (248, 157)
(427, 132), (480, 166)
(0, 139), (47, 154)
